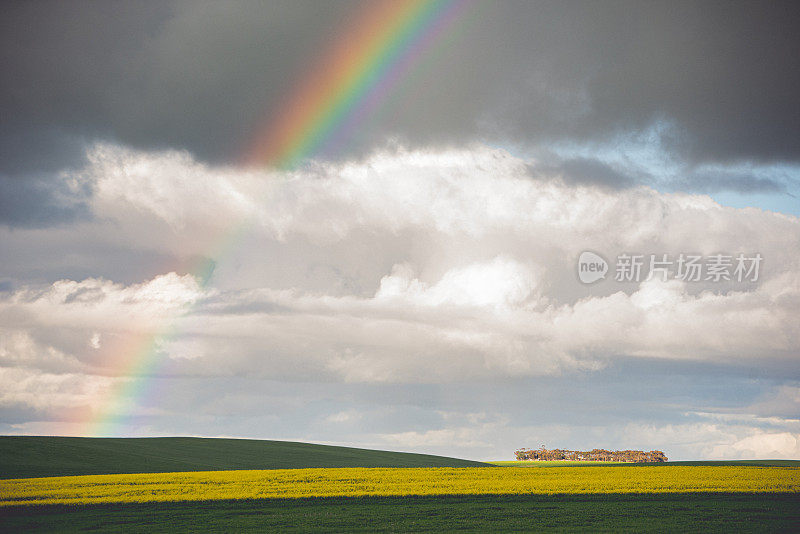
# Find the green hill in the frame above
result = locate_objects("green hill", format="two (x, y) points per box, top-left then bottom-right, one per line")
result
(0, 436), (490, 479)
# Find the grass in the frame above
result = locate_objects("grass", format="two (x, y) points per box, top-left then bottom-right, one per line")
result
(3, 465), (798, 505)
(0, 436), (489, 479)
(1, 493), (799, 533)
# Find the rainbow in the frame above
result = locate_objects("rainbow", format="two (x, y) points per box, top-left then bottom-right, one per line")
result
(243, 0), (469, 169)
(85, 0), (471, 436)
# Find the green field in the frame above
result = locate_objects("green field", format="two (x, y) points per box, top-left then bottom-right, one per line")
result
(0, 436), (488, 479)
(2, 494), (799, 533)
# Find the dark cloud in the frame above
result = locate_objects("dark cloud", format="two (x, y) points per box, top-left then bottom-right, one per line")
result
(0, 128), (92, 227)
(0, 171), (91, 228)
(676, 170), (787, 195)
(0, 0), (357, 162)
(2, 0), (799, 223)
(529, 157), (636, 189)
(528, 156), (793, 195)
(492, 1), (800, 165)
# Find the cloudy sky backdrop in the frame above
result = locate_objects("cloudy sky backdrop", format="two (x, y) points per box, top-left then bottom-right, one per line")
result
(1, 0), (799, 460)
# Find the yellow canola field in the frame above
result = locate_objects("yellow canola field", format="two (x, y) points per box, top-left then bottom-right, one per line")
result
(2, 466), (798, 506)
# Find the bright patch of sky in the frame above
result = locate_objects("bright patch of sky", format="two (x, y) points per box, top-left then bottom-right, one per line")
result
(500, 119), (799, 216)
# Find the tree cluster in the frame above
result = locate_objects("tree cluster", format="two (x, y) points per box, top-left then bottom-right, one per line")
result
(514, 447), (667, 462)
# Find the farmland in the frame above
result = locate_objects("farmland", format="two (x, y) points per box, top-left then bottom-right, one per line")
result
(3, 465), (798, 505)
(1, 437), (798, 532)
(3, 494), (799, 533)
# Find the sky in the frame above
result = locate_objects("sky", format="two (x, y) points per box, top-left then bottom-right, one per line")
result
(1, 0), (799, 461)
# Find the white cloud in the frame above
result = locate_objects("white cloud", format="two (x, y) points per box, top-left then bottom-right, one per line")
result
(2, 143), (799, 458)
(376, 256), (539, 309)
(710, 431), (800, 460)
(325, 410), (362, 424)
(3, 145), (799, 383)
(75, 143), (800, 258)
(0, 366), (118, 413)
(0, 273), (202, 375)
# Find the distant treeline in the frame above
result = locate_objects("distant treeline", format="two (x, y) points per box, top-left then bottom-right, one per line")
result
(515, 447), (667, 462)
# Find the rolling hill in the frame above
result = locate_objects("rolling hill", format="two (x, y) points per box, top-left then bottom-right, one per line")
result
(0, 436), (489, 479)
